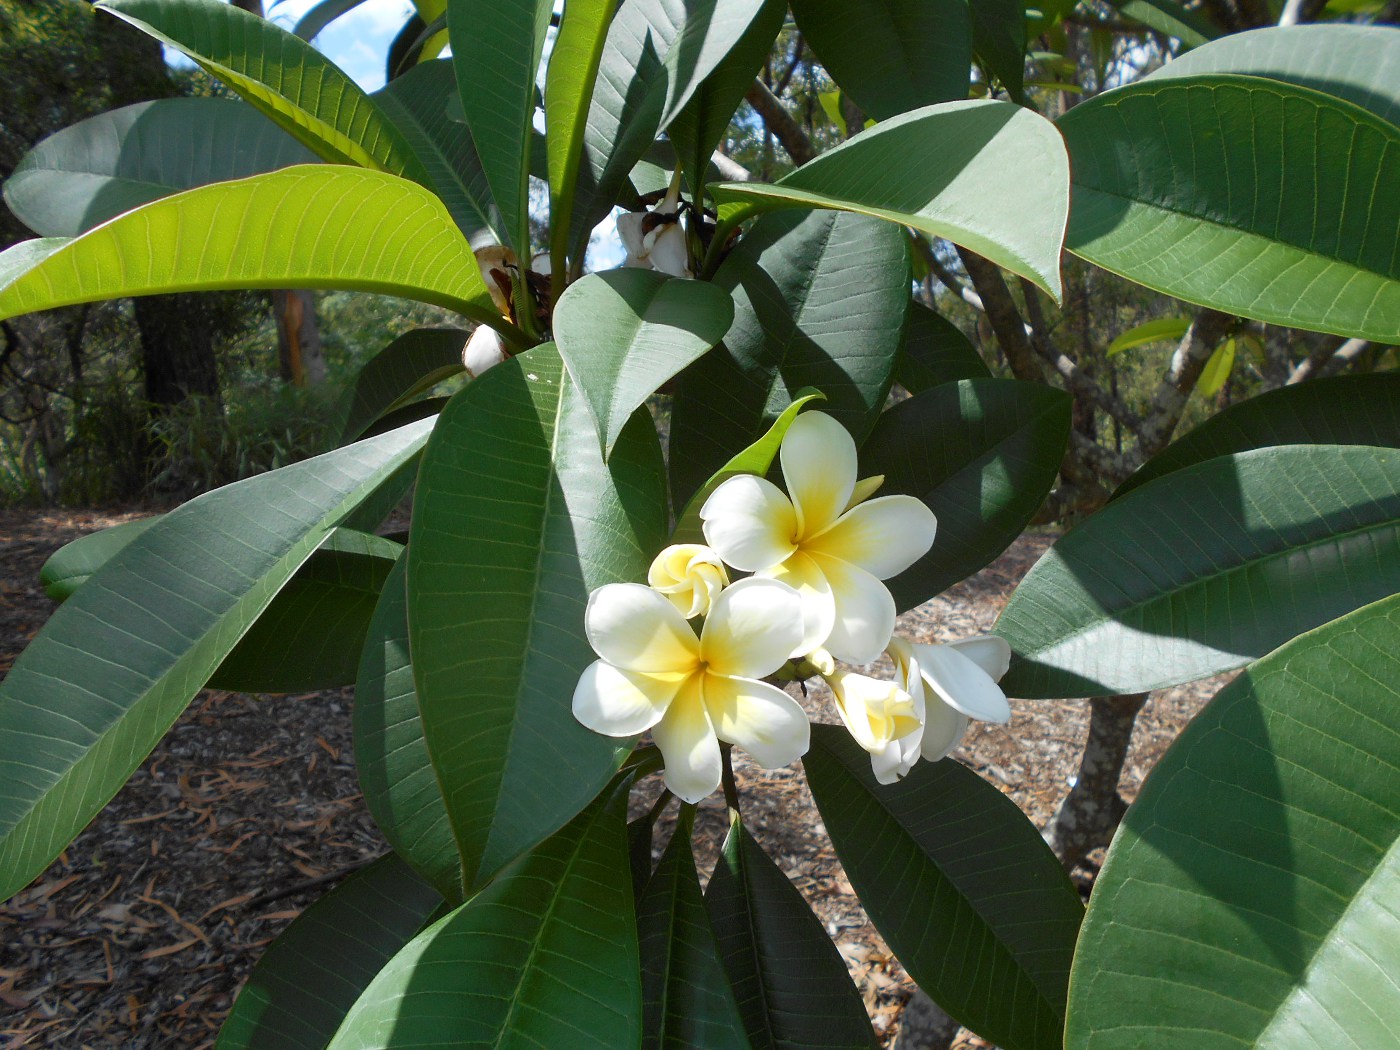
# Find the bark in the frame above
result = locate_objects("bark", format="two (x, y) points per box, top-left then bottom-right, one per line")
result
(955, 249), (1042, 383)
(274, 290), (326, 386)
(744, 79), (815, 165)
(895, 991), (961, 1050)
(1136, 308), (1234, 457)
(134, 298), (220, 406)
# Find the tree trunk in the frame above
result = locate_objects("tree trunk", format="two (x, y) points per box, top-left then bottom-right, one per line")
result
(274, 289), (326, 386)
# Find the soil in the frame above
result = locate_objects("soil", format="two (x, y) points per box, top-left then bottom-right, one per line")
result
(0, 507), (1222, 1049)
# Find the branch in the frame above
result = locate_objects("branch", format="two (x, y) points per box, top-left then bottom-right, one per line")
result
(955, 248), (1041, 382)
(1137, 308), (1234, 456)
(1286, 334), (1347, 385)
(909, 235), (984, 311)
(709, 151), (752, 183)
(1318, 338), (1372, 379)
(744, 79), (815, 166)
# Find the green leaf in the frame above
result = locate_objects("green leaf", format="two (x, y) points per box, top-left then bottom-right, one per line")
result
(207, 529), (403, 694)
(971, 0), (1028, 102)
(805, 725), (1083, 1050)
(407, 343), (667, 891)
(97, 0), (418, 175)
(340, 327), (467, 443)
(1059, 75), (1400, 340)
(1108, 0), (1219, 48)
(1105, 316), (1191, 356)
(1143, 24), (1400, 124)
(0, 166), (500, 327)
(3, 98), (317, 239)
(668, 209), (909, 507)
(1066, 593), (1400, 1049)
(554, 269), (733, 457)
(294, 0), (370, 40)
(546, 0), (619, 273)
(0, 419), (433, 904)
(861, 379), (1071, 610)
(449, 0), (553, 255)
(790, 0), (971, 120)
(40, 517), (160, 602)
(1195, 335), (1236, 397)
(1116, 372), (1400, 498)
(216, 853), (442, 1050)
(995, 444), (1400, 698)
(705, 813), (878, 1050)
(671, 391), (827, 545)
(667, 0), (786, 190)
(638, 809), (750, 1050)
(353, 556), (461, 901)
(327, 783), (641, 1050)
(896, 302), (990, 393)
(711, 100), (1070, 300)
(372, 58), (503, 244)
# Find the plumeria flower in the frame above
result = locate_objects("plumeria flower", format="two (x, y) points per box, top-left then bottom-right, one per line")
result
(461, 325), (507, 377)
(474, 245), (516, 317)
(648, 543), (729, 618)
(617, 176), (692, 278)
(700, 411), (937, 664)
(572, 577), (809, 803)
(884, 635), (1013, 780)
(807, 648), (922, 774)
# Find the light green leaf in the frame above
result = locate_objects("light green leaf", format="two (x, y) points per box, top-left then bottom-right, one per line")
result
(407, 343), (667, 891)
(97, 0), (418, 175)
(0, 418), (433, 904)
(896, 301), (990, 393)
(327, 784), (641, 1050)
(449, 0), (553, 255)
(705, 812), (878, 1050)
(354, 556), (461, 901)
(3, 98), (317, 239)
(294, 0), (371, 40)
(1059, 75), (1400, 340)
(668, 209), (909, 507)
(0, 166), (500, 328)
(637, 808), (749, 1050)
(805, 725), (1083, 1050)
(1116, 372), (1400, 498)
(340, 327), (467, 443)
(372, 58), (503, 244)
(671, 390), (826, 545)
(790, 0), (972, 120)
(1105, 316), (1191, 356)
(216, 853), (442, 1050)
(1144, 24), (1400, 123)
(995, 444), (1400, 698)
(971, 0), (1028, 101)
(1195, 335), (1236, 397)
(554, 269), (733, 457)
(1067, 593), (1400, 1049)
(710, 100), (1070, 300)
(861, 379), (1071, 610)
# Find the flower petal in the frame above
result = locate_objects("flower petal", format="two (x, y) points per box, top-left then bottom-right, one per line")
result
(915, 642), (1012, 724)
(462, 325), (508, 377)
(844, 474), (884, 512)
(649, 543), (729, 618)
(703, 674), (810, 770)
(647, 223), (692, 279)
(780, 411), (856, 536)
(919, 699), (969, 762)
(572, 662), (685, 737)
(701, 577), (804, 679)
(652, 676), (722, 804)
(701, 475), (799, 572)
(760, 551), (836, 658)
(948, 635), (1012, 682)
(617, 211), (647, 260)
(811, 554), (896, 664)
(585, 583), (700, 673)
(806, 495), (937, 580)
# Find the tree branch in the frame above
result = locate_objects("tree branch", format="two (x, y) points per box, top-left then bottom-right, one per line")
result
(955, 249), (1042, 382)
(1137, 308), (1234, 456)
(1288, 336), (1371, 384)
(744, 79), (815, 166)
(909, 236), (984, 311)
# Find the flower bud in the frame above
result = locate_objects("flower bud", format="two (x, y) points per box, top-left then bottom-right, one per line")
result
(647, 543), (729, 618)
(474, 246), (517, 317)
(462, 325), (507, 377)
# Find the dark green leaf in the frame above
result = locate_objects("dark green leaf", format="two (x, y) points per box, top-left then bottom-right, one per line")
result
(789, 0), (972, 120)
(326, 784), (641, 1050)
(1059, 74), (1400, 340)
(996, 444), (1400, 698)
(1116, 372), (1400, 498)
(40, 517), (160, 602)
(970, 0), (1027, 101)
(354, 556), (461, 900)
(706, 813), (877, 1050)
(1067, 593), (1400, 1049)
(1108, 0), (1219, 48)
(215, 853), (442, 1050)
(805, 725), (1083, 1050)
(3, 98), (317, 239)
(861, 379), (1070, 610)
(896, 302), (989, 394)
(555, 269), (733, 457)
(294, 0), (370, 40)
(340, 327), (467, 443)
(0, 419), (433, 903)
(407, 343), (667, 890)
(669, 209), (908, 507)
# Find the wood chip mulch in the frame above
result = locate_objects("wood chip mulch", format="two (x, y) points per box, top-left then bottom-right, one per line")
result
(0, 508), (1223, 1048)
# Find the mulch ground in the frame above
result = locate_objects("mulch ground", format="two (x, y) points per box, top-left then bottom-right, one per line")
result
(0, 507), (1221, 1048)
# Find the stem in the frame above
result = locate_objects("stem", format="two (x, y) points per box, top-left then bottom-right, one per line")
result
(699, 210), (746, 280)
(720, 745), (741, 818)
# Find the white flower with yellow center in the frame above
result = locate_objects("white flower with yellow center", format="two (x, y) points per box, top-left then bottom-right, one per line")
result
(572, 577), (809, 803)
(699, 411), (937, 664)
(648, 543), (729, 618)
(884, 636), (1013, 781)
(818, 661), (923, 771)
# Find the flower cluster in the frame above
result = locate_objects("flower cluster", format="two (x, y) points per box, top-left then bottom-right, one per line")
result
(571, 411), (1012, 802)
